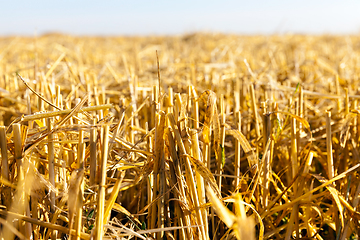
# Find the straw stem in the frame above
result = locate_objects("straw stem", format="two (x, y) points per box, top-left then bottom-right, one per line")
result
(326, 111), (334, 179)
(95, 124), (110, 239)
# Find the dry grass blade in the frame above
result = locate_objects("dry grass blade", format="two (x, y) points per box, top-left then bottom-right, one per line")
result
(262, 163), (360, 218)
(186, 154), (222, 199)
(226, 129), (257, 168)
(68, 168), (84, 231)
(111, 202), (141, 225)
(272, 111), (311, 130)
(312, 174), (344, 228)
(17, 73), (61, 111)
(103, 170), (126, 223)
(206, 186), (236, 230)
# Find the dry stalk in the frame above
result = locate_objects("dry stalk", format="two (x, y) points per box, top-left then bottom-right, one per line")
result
(326, 111), (334, 179)
(0, 126), (11, 209)
(95, 124), (110, 240)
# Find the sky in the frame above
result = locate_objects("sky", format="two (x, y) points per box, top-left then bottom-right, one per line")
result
(1, 0), (360, 36)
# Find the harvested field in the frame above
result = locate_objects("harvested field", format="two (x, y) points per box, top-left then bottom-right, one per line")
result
(0, 33), (360, 239)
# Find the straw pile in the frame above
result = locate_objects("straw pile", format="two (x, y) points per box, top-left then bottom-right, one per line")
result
(0, 33), (360, 239)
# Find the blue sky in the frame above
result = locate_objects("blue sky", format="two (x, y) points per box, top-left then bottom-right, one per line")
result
(1, 0), (360, 35)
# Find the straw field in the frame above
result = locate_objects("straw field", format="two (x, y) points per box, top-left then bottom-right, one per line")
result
(0, 33), (360, 239)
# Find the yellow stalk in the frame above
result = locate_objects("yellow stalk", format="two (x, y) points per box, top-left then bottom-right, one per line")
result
(234, 111), (241, 192)
(168, 112), (205, 239)
(95, 125), (110, 240)
(250, 84), (260, 139)
(0, 126), (11, 209)
(326, 111), (334, 179)
(89, 118), (97, 186)
(190, 129), (209, 239)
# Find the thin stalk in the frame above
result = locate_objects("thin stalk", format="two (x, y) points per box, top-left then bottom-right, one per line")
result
(291, 117), (298, 192)
(297, 88), (303, 153)
(168, 112), (204, 239)
(150, 119), (158, 239)
(145, 122), (155, 236)
(47, 118), (56, 213)
(250, 84), (261, 139)
(47, 117), (57, 240)
(154, 111), (166, 239)
(190, 129), (209, 239)
(187, 86), (192, 127)
(89, 118), (97, 186)
(184, 138), (206, 239)
(286, 116), (299, 239)
(218, 95), (226, 192)
(0, 126), (11, 209)
(103, 170), (126, 230)
(95, 125), (110, 240)
(166, 128), (192, 239)
(74, 129), (85, 240)
(202, 125), (214, 238)
(326, 111), (334, 179)
(234, 111), (241, 192)
(3, 124), (26, 239)
(261, 102), (271, 208)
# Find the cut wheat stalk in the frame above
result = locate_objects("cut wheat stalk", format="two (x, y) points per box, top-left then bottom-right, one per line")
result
(168, 112), (205, 239)
(94, 124), (110, 240)
(250, 84), (261, 140)
(326, 111), (334, 180)
(0, 126), (11, 209)
(234, 111), (242, 192)
(152, 111), (166, 239)
(190, 128), (209, 239)
(14, 123), (26, 235)
(165, 127), (192, 239)
(89, 118), (97, 186)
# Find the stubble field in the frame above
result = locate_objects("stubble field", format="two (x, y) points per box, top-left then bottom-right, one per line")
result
(0, 33), (360, 239)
